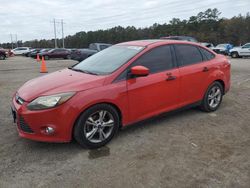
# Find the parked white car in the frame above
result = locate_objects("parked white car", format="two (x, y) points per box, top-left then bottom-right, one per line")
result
(229, 43), (250, 58)
(11, 47), (30, 55)
(211, 44), (232, 55)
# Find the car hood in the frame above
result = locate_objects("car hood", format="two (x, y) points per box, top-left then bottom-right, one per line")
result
(212, 47), (226, 50)
(17, 68), (106, 102)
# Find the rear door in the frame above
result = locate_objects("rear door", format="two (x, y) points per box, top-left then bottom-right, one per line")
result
(174, 44), (213, 106)
(127, 45), (181, 121)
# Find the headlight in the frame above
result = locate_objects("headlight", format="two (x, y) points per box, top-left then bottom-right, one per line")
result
(27, 92), (75, 110)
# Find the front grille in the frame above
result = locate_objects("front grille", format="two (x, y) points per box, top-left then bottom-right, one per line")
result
(19, 116), (34, 133)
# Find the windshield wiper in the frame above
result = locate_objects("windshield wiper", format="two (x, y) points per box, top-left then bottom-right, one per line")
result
(68, 67), (98, 75)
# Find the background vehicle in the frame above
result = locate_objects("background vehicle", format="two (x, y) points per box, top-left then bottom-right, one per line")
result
(211, 43), (233, 55)
(30, 49), (50, 58)
(0, 49), (7, 60)
(161, 36), (198, 42)
(12, 40), (230, 149)
(200, 42), (214, 48)
(71, 43), (112, 62)
(11, 47), (30, 55)
(23, 48), (40, 57)
(38, 48), (71, 60)
(229, 43), (250, 58)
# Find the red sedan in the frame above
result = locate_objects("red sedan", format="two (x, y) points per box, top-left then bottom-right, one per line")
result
(11, 40), (231, 148)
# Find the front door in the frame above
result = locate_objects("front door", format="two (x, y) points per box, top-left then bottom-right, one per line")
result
(239, 44), (250, 56)
(127, 45), (180, 122)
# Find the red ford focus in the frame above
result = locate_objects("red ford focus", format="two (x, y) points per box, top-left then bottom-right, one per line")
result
(11, 40), (230, 148)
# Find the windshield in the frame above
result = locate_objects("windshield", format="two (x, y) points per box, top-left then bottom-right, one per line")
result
(48, 49), (54, 53)
(72, 45), (144, 75)
(40, 49), (47, 52)
(217, 44), (226, 48)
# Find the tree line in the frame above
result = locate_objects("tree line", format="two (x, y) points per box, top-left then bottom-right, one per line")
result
(1, 8), (250, 49)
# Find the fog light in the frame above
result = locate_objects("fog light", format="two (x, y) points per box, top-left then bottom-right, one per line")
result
(45, 127), (54, 134)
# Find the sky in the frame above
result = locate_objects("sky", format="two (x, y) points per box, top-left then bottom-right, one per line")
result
(0, 0), (249, 43)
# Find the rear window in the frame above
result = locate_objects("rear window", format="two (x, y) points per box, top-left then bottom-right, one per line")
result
(199, 47), (215, 60)
(174, 44), (203, 66)
(100, 45), (110, 50)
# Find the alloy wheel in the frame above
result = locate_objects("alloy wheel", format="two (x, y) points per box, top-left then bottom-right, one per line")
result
(208, 85), (222, 108)
(84, 110), (114, 143)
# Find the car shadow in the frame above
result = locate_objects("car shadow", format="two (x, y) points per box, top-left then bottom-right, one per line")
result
(119, 107), (202, 135)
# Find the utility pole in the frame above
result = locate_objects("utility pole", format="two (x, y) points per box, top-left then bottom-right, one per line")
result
(61, 19), (65, 48)
(15, 34), (18, 47)
(10, 34), (13, 49)
(53, 18), (57, 48)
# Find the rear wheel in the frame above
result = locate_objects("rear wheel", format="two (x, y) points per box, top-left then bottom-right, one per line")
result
(44, 55), (49, 60)
(200, 81), (223, 112)
(66, 55), (71, 59)
(74, 104), (120, 149)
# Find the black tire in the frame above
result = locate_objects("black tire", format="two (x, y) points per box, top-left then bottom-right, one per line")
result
(74, 104), (120, 149)
(200, 81), (223, 112)
(231, 52), (239, 58)
(44, 55), (49, 60)
(0, 55), (5, 60)
(66, 55), (71, 59)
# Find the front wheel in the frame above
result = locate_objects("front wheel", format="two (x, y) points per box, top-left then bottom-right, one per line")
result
(44, 55), (49, 60)
(0, 55), (5, 60)
(231, 52), (239, 58)
(74, 104), (120, 149)
(200, 81), (223, 112)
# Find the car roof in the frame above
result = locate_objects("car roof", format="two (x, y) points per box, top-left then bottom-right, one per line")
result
(117, 39), (199, 47)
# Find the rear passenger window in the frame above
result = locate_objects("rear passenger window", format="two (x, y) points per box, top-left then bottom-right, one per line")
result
(174, 44), (203, 66)
(133, 45), (174, 74)
(199, 47), (215, 60)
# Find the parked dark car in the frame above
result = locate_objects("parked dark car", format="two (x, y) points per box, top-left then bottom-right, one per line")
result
(0, 49), (7, 60)
(161, 36), (198, 42)
(30, 49), (50, 58)
(39, 48), (71, 60)
(71, 43), (112, 62)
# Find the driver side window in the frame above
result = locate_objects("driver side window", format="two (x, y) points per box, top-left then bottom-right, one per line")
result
(242, 44), (250, 48)
(114, 45), (175, 82)
(132, 45), (174, 74)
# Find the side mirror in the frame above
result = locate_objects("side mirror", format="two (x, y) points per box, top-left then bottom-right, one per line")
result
(130, 66), (149, 77)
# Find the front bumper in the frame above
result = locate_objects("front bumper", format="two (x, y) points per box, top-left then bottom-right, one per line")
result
(11, 96), (76, 143)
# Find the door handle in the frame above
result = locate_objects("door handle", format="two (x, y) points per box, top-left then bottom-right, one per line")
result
(166, 75), (176, 81)
(203, 67), (209, 72)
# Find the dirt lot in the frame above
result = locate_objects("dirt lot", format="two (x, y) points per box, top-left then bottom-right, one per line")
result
(0, 56), (249, 188)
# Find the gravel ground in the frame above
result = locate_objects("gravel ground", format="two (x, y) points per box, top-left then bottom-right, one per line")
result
(0, 56), (249, 188)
